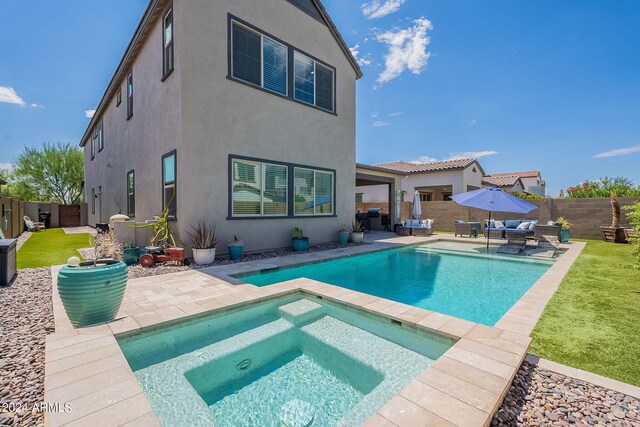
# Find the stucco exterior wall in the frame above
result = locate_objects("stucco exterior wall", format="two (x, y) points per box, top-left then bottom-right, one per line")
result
(83, 0), (357, 254)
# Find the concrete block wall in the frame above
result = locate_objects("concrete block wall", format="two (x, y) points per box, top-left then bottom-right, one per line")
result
(359, 197), (638, 239)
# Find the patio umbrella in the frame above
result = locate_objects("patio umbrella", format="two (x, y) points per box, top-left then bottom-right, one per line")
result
(412, 191), (422, 219)
(450, 187), (537, 250)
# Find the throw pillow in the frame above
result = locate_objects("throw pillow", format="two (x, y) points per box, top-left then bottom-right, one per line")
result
(493, 220), (505, 229)
(517, 221), (532, 230)
(529, 220), (538, 230)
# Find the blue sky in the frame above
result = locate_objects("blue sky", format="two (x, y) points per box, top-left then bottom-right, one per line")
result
(1, 0), (639, 195)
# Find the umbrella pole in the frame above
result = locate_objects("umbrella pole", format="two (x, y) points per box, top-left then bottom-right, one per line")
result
(487, 211), (491, 252)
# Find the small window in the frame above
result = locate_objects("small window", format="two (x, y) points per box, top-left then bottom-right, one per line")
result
(162, 151), (176, 219)
(163, 8), (174, 78)
(91, 188), (95, 214)
(419, 192), (432, 202)
(443, 192), (453, 201)
(116, 88), (122, 106)
(231, 159), (287, 216)
(127, 72), (133, 119)
(355, 193), (363, 203)
(97, 121), (104, 152)
(90, 135), (95, 160)
(127, 170), (135, 217)
(294, 167), (334, 215)
(231, 21), (288, 96)
(294, 52), (334, 112)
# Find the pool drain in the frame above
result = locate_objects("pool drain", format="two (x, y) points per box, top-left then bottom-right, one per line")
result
(280, 399), (315, 427)
(236, 359), (251, 371)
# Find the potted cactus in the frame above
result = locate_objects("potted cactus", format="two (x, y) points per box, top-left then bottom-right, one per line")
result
(57, 232), (128, 327)
(291, 227), (310, 251)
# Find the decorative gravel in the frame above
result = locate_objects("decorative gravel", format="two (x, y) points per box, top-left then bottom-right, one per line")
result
(79, 242), (368, 279)
(493, 360), (640, 426)
(0, 268), (53, 427)
(14, 231), (32, 250)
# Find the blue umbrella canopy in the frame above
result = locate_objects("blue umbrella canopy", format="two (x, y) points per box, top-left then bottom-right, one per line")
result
(450, 187), (537, 213)
(451, 187), (537, 250)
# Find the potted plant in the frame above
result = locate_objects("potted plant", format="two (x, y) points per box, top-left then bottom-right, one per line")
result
(338, 227), (350, 245)
(122, 241), (140, 265)
(186, 221), (219, 265)
(350, 220), (365, 244)
(131, 198), (183, 257)
(600, 191), (627, 243)
(291, 227), (310, 251)
(57, 232), (128, 327)
(228, 235), (244, 261)
(556, 216), (572, 243)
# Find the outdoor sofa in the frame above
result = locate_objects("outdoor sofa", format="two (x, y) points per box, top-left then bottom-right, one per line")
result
(484, 219), (538, 239)
(454, 220), (480, 237)
(397, 219), (434, 236)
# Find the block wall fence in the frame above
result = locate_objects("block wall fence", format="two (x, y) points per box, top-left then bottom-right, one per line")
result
(357, 197), (639, 240)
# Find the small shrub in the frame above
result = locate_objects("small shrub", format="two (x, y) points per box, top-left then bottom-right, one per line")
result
(623, 201), (640, 268)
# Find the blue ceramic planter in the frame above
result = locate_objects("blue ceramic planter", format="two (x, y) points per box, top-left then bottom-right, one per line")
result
(57, 260), (128, 328)
(123, 247), (140, 265)
(339, 231), (349, 245)
(560, 229), (570, 243)
(292, 237), (310, 251)
(228, 244), (243, 260)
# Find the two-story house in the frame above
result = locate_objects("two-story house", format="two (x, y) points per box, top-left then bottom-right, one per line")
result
(81, 0), (362, 253)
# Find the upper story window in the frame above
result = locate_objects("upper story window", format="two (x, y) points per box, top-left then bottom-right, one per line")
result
(127, 170), (135, 217)
(90, 134), (95, 160)
(163, 8), (174, 78)
(162, 150), (177, 219)
(97, 121), (104, 152)
(116, 88), (122, 106)
(231, 159), (287, 216)
(294, 52), (334, 112)
(127, 72), (133, 119)
(228, 16), (335, 113)
(231, 21), (287, 96)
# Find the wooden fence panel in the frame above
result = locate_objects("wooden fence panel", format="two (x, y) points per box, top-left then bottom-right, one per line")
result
(59, 205), (81, 227)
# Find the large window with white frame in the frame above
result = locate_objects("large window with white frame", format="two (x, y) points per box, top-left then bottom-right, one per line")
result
(294, 167), (334, 215)
(231, 159), (287, 216)
(231, 21), (287, 96)
(294, 52), (334, 112)
(162, 8), (174, 78)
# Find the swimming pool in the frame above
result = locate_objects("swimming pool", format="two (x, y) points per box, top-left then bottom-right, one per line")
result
(118, 296), (452, 426)
(240, 241), (554, 326)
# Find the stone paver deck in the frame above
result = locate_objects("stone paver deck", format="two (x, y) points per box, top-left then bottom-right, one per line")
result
(44, 233), (584, 426)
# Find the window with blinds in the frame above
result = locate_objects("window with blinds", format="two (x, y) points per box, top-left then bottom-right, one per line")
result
(294, 167), (334, 215)
(162, 151), (177, 219)
(294, 52), (334, 112)
(232, 159), (287, 216)
(163, 8), (174, 78)
(232, 22), (287, 96)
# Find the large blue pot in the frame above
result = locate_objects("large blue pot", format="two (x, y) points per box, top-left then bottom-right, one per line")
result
(339, 231), (349, 245)
(123, 247), (140, 265)
(228, 243), (244, 260)
(57, 260), (128, 327)
(292, 237), (310, 251)
(560, 229), (570, 243)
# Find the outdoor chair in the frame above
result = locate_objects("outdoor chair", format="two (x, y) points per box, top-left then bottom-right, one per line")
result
(526, 235), (561, 258)
(24, 215), (46, 232)
(454, 220), (479, 238)
(496, 235), (528, 254)
(534, 224), (561, 241)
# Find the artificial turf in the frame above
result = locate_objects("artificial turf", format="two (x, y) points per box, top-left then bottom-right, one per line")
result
(529, 239), (640, 386)
(17, 228), (91, 269)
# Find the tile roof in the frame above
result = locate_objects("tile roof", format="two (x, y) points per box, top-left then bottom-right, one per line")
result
(373, 158), (477, 174)
(482, 175), (522, 187)
(485, 171), (541, 179)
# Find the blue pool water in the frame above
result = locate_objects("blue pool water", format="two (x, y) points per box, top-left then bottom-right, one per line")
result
(119, 296), (452, 426)
(240, 242), (553, 326)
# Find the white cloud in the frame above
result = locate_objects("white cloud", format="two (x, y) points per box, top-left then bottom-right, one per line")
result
(410, 151), (497, 163)
(376, 18), (433, 84)
(593, 145), (640, 158)
(372, 121), (392, 127)
(85, 109), (96, 118)
(470, 119), (477, 126)
(349, 44), (372, 67)
(0, 162), (14, 172)
(370, 112), (379, 118)
(30, 103), (44, 108)
(0, 86), (26, 107)
(389, 111), (403, 117)
(362, 0), (406, 19)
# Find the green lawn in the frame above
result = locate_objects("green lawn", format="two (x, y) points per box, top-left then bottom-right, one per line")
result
(17, 229), (92, 269)
(530, 240), (640, 386)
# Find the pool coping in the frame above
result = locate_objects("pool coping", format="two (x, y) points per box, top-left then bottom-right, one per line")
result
(44, 234), (583, 426)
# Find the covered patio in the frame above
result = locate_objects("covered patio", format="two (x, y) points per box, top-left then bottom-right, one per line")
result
(355, 163), (407, 228)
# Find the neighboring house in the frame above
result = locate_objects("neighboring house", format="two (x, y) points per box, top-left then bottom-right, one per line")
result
(357, 158), (485, 203)
(483, 171), (546, 196)
(81, 0), (362, 253)
(481, 175), (525, 193)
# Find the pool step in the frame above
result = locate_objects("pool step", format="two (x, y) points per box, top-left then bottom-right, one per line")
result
(278, 299), (325, 326)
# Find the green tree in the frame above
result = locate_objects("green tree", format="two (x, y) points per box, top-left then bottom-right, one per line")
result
(10, 143), (84, 204)
(566, 177), (640, 198)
